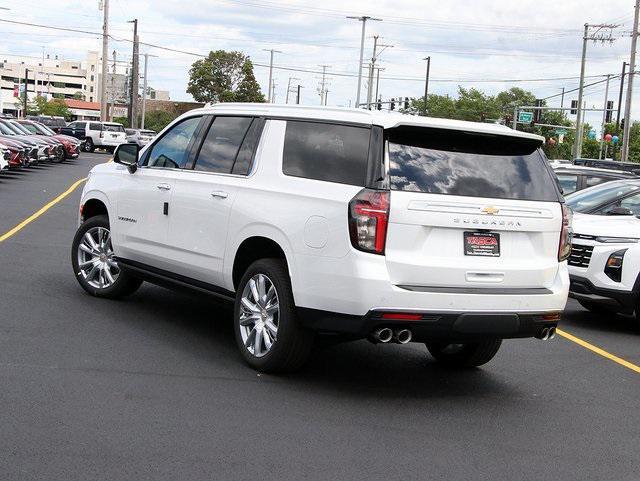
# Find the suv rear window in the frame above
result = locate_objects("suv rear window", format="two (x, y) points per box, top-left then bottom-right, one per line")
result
(103, 124), (124, 132)
(283, 121), (370, 186)
(387, 127), (559, 201)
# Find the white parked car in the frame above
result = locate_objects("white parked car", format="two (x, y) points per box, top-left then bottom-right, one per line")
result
(566, 179), (640, 319)
(0, 147), (9, 171)
(60, 121), (127, 153)
(125, 128), (157, 147)
(71, 104), (571, 372)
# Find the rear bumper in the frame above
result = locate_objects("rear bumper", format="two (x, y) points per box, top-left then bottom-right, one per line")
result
(569, 274), (636, 313)
(297, 307), (560, 341)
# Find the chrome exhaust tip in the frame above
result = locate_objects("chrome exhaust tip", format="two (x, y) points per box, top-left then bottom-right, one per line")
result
(394, 328), (412, 344)
(371, 327), (393, 344)
(536, 327), (550, 340)
(547, 327), (556, 340)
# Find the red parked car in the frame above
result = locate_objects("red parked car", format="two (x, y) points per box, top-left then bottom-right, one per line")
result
(17, 120), (82, 160)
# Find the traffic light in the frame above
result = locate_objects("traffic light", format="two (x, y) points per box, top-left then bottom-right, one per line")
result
(377, 98), (382, 110)
(404, 97), (409, 110)
(390, 98), (395, 111)
(606, 101), (614, 123)
(621, 118), (625, 131)
(533, 99), (543, 123)
(570, 100), (578, 115)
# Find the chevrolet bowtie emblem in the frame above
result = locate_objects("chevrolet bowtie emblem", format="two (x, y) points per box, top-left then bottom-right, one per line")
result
(482, 206), (500, 215)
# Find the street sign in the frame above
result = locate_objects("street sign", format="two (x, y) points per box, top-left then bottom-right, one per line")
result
(518, 111), (533, 123)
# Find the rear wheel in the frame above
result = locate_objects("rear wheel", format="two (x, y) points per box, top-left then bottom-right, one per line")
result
(54, 147), (65, 163)
(71, 215), (142, 298)
(234, 258), (314, 373)
(426, 339), (502, 368)
(83, 138), (94, 152)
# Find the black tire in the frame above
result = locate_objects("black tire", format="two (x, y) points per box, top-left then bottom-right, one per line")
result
(426, 339), (502, 368)
(83, 138), (94, 152)
(54, 147), (65, 163)
(233, 258), (314, 373)
(71, 215), (142, 299)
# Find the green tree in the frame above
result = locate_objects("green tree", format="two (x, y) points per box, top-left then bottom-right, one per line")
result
(405, 93), (457, 118)
(494, 87), (536, 118)
(186, 50), (266, 103)
(455, 87), (499, 121)
(141, 110), (177, 132)
(113, 116), (129, 127)
(73, 91), (85, 100)
(26, 96), (72, 120)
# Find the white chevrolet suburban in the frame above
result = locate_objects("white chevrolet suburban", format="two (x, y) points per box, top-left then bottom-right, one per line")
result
(71, 104), (571, 372)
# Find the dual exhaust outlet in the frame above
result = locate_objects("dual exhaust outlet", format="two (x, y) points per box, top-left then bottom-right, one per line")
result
(371, 327), (412, 344)
(536, 326), (557, 341)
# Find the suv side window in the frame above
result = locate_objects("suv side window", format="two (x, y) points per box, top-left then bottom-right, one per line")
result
(194, 116), (253, 174)
(584, 175), (609, 188)
(146, 116), (201, 169)
(556, 174), (579, 194)
(283, 121), (370, 186)
(89, 122), (102, 131)
(75, 122), (86, 130)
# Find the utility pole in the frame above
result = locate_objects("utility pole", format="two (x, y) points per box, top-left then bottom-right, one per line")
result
(560, 87), (565, 109)
(285, 76), (299, 104)
(599, 74), (611, 159)
(374, 67), (384, 104)
(365, 36), (392, 109)
(347, 15), (382, 108)
(263, 49), (281, 103)
(109, 49), (117, 121)
(317, 64), (330, 105)
(622, 0), (640, 162)
(296, 84), (303, 104)
(23, 68), (28, 117)
(128, 19), (139, 128)
(140, 53), (157, 129)
(616, 61), (628, 128)
(271, 81), (277, 103)
(99, 0), (110, 121)
(422, 56), (431, 115)
(573, 23), (619, 160)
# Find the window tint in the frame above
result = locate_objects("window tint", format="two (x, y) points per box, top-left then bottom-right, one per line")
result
(233, 119), (263, 175)
(283, 121), (370, 186)
(556, 174), (579, 194)
(584, 176), (609, 188)
(21, 123), (38, 134)
(89, 123), (102, 131)
(594, 191), (640, 215)
(75, 122), (86, 129)
(147, 116), (201, 169)
(195, 116), (253, 174)
(104, 124), (125, 132)
(387, 127), (559, 201)
(566, 181), (639, 213)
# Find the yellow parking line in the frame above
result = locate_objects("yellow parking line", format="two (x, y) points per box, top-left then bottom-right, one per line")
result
(0, 177), (87, 243)
(557, 328), (640, 375)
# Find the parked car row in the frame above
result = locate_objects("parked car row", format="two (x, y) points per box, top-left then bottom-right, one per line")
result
(0, 117), (83, 171)
(56, 121), (156, 153)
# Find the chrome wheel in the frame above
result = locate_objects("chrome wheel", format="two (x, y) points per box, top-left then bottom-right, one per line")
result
(239, 273), (279, 358)
(76, 226), (119, 289)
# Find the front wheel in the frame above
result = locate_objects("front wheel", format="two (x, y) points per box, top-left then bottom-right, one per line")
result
(71, 215), (142, 298)
(426, 339), (502, 368)
(234, 258), (314, 373)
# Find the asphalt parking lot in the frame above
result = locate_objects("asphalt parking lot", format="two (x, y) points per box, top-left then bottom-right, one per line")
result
(1, 152), (639, 481)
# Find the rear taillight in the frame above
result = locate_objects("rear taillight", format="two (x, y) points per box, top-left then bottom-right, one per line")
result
(100, 131), (104, 138)
(348, 188), (390, 255)
(558, 203), (572, 262)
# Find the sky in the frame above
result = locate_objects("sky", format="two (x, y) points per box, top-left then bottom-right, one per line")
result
(0, 0), (637, 132)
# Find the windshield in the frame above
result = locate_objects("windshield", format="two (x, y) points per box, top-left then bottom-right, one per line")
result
(34, 123), (55, 135)
(10, 122), (32, 135)
(18, 122), (39, 134)
(566, 181), (640, 212)
(104, 124), (125, 133)
(1, 121), (24, 135)
(387, 127), (559, 201)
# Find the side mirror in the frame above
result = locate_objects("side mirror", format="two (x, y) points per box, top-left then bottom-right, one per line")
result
(606, 206), (634, 216)
(113, 143), (139, 173)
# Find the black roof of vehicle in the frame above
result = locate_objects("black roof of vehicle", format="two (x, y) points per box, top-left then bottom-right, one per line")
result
(554, 166), (638, 178)
(574, 158), (640, 174)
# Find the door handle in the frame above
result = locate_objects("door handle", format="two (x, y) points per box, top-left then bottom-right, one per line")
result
(211, 191), (228, 199)
(157, 183), (171, 191)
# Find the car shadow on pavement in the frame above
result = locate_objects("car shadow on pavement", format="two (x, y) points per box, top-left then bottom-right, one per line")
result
(563, 306), (640, 336)
(111, 284), (521, 401)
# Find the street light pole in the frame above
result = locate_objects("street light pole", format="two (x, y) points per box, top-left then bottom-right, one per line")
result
(140, 53), (157, 130)
(422, 56), (431, 116)
(347, 15), (382, 108)
(263, 49), (281, 103)
(573, 24), (589, 160)
(616, 61), (628, 128)
(622, 0), (640, 162)
(599, 74), (611, 159)
(99, 0), (110, 121)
